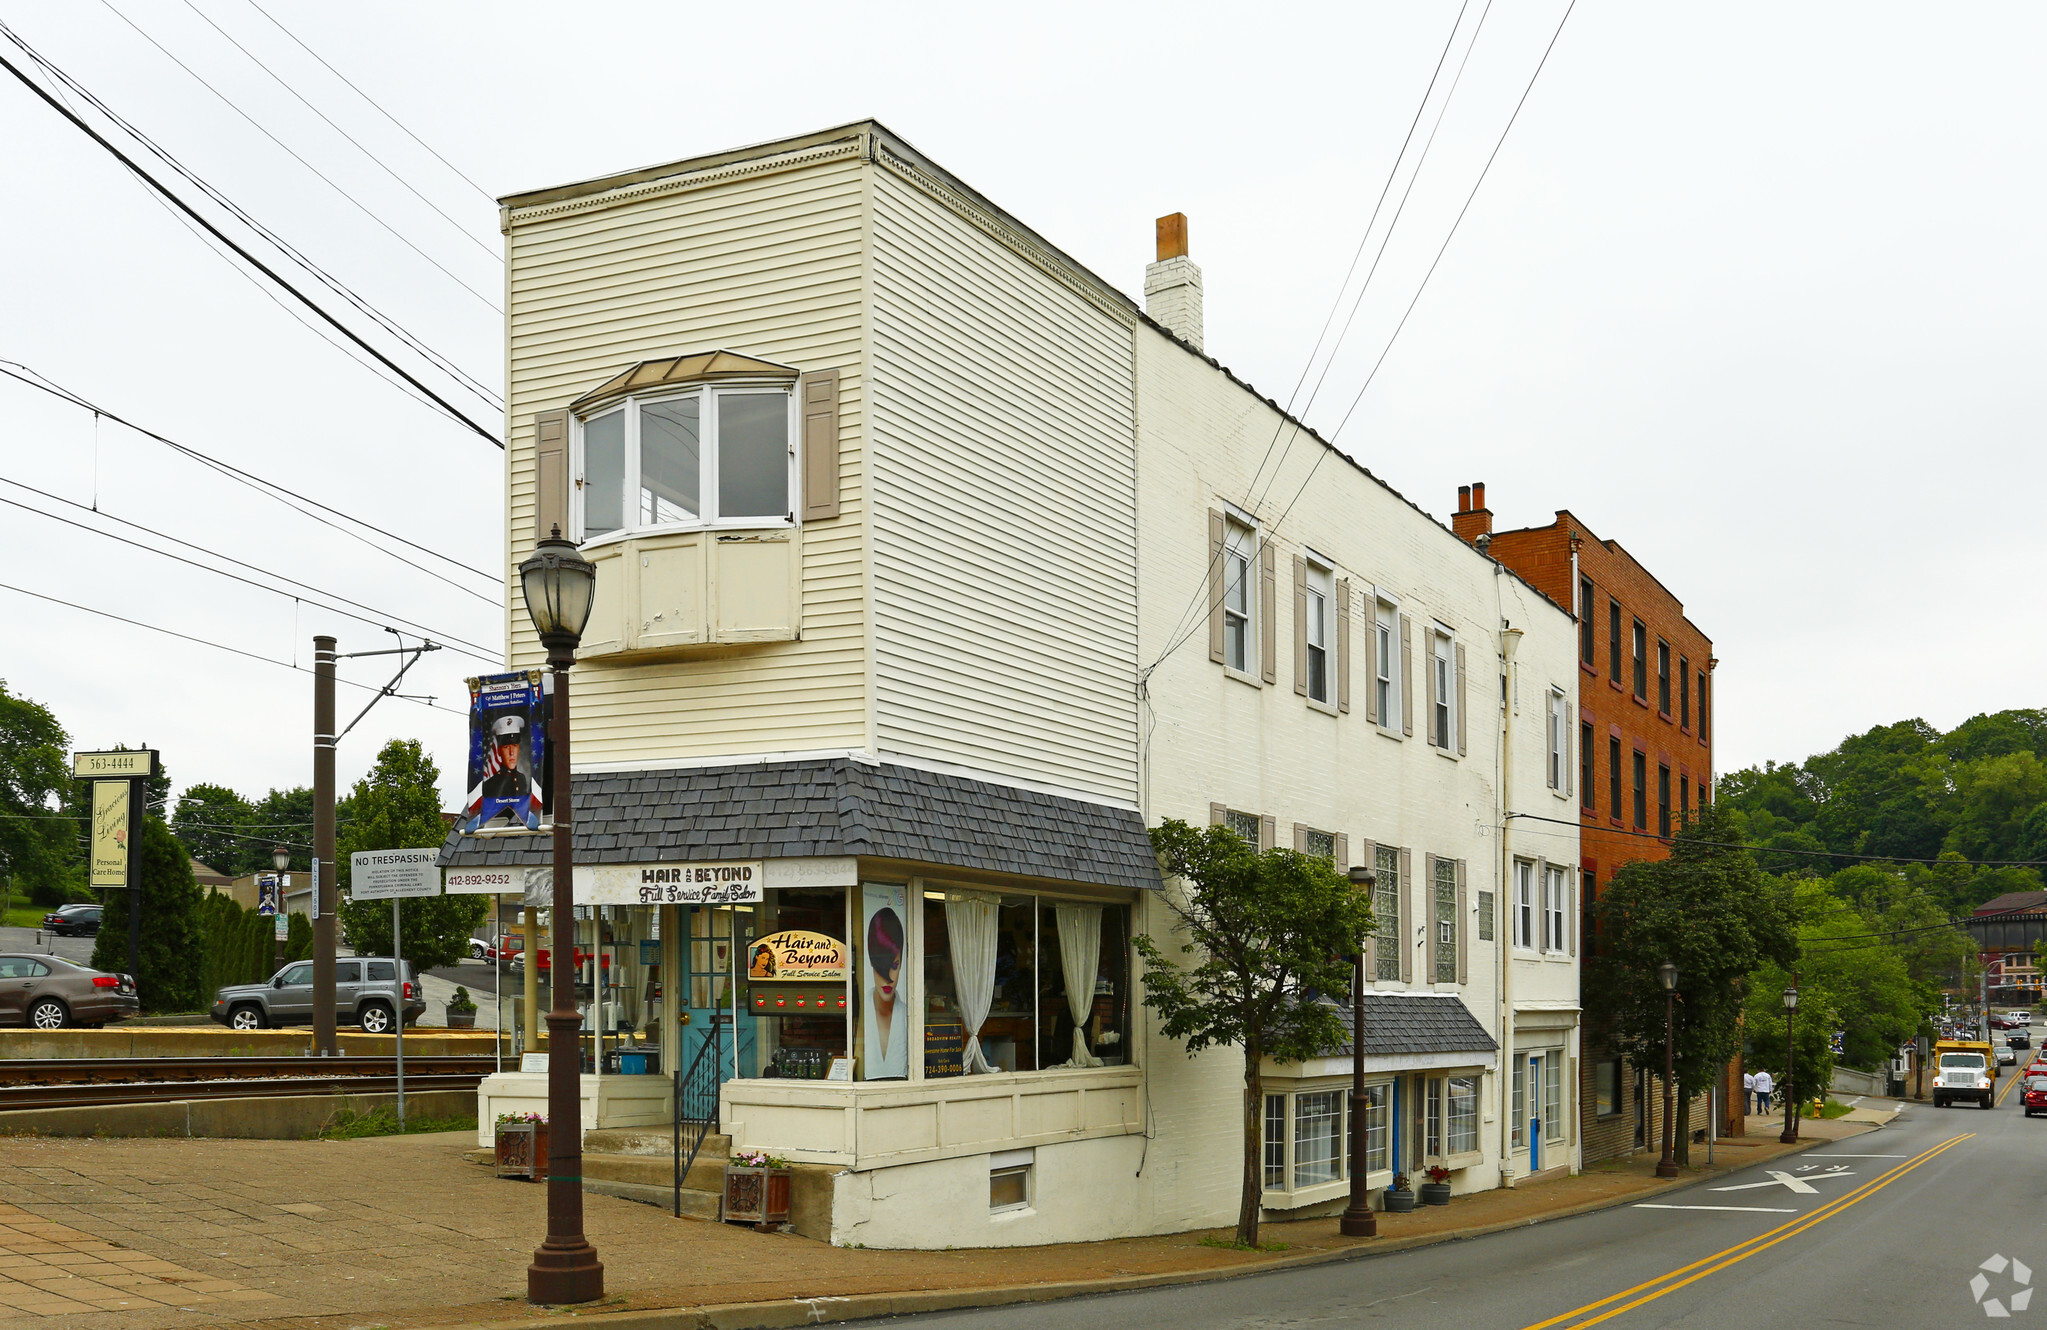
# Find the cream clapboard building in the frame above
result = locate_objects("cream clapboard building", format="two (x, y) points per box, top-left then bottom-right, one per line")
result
(445, 121), (1580, 1248)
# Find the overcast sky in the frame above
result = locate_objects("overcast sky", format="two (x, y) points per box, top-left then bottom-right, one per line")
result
(3, 1), (2040, 817)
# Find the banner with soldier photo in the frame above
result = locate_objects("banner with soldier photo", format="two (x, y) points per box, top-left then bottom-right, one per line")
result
(459, 671), (549, 834)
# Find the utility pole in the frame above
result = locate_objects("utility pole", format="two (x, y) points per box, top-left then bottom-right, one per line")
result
(313, 636), (339, 1056)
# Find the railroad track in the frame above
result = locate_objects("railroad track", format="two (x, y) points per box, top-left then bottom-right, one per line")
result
(0, 1073), (486, 1111)
(0, 1055), (496, 1087)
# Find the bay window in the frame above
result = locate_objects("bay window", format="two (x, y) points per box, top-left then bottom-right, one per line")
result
(578, 385), (793, 541)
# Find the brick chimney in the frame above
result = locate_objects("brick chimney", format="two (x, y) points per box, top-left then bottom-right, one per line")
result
(1452, 481), (1493, 545)
(1145, 213), (1203, 351)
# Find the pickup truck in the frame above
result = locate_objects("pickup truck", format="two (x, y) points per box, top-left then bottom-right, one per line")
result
(1931, 1039), (1996, 1109)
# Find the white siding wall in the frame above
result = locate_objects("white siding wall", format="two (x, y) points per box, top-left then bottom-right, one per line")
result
(503, 152), (870, 763)
(1130, 324), (1580, 1227)
(867, 168), (1140, 805)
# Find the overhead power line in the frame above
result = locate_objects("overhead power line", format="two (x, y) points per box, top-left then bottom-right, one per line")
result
(0, 41), (504, 447)
(238, 0), (496, 204)
(0, 579), (464, 717)
(0, 361), (501, 588)
(1508, 810), (2047, 869)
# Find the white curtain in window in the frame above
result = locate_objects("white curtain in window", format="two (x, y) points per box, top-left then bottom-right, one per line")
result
(946, 892), (1000, 1074)
(1054, 902), (1104, 1068)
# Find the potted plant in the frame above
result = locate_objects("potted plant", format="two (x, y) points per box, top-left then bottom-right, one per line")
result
(724, 1148), (793, 1231)
(1419, 1164), (1453, 1206)
(447, 987), (478, 1029)
(1382, 1171), (1416, 1213)
(494, 1112), (546, 1179)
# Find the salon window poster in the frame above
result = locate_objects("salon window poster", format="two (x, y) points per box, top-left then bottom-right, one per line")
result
(861, 882), (909, 1080)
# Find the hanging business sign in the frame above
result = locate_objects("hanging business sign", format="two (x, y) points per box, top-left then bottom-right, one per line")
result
(89, 780), (131, 888)
(746, 930), (846, 983)
(459, 671), (548, 835)
(583, 861), (764, 906)
(73, 750), (159, 779)
(348, 849), (441, 899)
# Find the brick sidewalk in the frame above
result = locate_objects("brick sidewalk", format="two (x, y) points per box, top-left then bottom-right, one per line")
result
(0, 1114), (1879, 1330)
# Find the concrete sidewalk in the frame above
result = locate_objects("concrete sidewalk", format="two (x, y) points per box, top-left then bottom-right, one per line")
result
(0, 1115), (1882, 1330)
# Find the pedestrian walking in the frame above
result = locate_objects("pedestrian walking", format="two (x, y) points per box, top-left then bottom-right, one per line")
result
(1743, 1069), (1757, 1115)
(1754, 1068), (1774, 1114)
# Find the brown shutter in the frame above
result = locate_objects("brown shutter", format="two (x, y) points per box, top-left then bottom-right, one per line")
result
(1362, 593), (1379, 723)
(1336, 578), (1352, 713)
(1397, 847), (1413, 982)
(1293, 556), (1309, 696)
(1361, 837), (1379, 977)
(1564, 701), (1575, 799)
(1207, 510), (1226, 664)
(1209, 802), (1226, 827)
(1455, 642), (1468, 756)
(1292, 822), (1306, 852)
(1334, 833), (1349, 872)
(799, 369), (841, 521)
(1455, 859), (1469, 985)
(1260, 540), (1277, 685)
(1400, 615), (1414, 737)
(1260, 814), (1276, 853)
(534, 408), (569, 541)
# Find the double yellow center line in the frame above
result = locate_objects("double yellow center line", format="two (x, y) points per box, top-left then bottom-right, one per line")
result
(1522, 1133), (1973, 1329)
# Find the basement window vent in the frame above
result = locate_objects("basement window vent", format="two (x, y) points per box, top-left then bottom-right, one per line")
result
(990, 1148), (1034, 1214)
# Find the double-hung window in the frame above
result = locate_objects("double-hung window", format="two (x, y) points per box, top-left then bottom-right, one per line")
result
(1433, 856), (1457, 983)
(1657, 640), (1671, 715)
(1659, 764), (1672, 837)
(1679, 656), (1691, 728)
(1225, 808), (1263, 848)
(1579, 576), (1595, 666)
(1633, 751), (1648, 829)
(1608, 599), (1623, 679)
(578, 386), (793, 540)
(1609, 735), (1623, 817)
(1374, 844), (1401, 981)
(1223, 524), (1255, 673)
(1447, 1075), (1479, 1155)
(1546, 691), (1568, 790)
(1513, 860), (1535, 949)
(1632, 620), (1649, 700)
(1305, 561), (1333, 704)
(1373, 604), (1396, 723)
(1580, 721), (1595, 811)
(1543, 865), (1568, 951)
(1431, 633), (1454, 749)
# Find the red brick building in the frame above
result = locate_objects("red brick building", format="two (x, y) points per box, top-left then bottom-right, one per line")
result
(1452, 483), (1732, 1163)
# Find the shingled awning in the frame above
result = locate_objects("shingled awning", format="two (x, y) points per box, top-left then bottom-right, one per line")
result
(1329, 994), (1500, 1059)
(437, 756), (1160, 894)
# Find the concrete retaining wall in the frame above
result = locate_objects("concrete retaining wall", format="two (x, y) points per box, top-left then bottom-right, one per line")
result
(0, 1090), (475, 1139)
(0, 1028), (501, 1059)
(1830, 1066), (1887, 1098)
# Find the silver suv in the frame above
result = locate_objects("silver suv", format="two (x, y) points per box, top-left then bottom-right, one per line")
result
(210, 958), (426, 1033)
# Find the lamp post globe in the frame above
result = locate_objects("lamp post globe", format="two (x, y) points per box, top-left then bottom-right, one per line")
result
(271, 844), (291, 873)
(519, 527), (597, 658)
(1341, 865), (1377, 1238)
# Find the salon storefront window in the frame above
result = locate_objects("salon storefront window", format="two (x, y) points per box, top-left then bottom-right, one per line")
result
(749, 887), (850, 1080)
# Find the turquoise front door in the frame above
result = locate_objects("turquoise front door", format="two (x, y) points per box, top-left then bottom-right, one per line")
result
(681, 904), (756, 1080)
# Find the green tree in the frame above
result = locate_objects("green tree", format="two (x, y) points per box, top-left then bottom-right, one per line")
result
(1587, 804), (1798, 1163)
(1134, 819), (1374, 1247)
(170, 783), (254, 876)
(249, 785), (318, 874)
(336, 740), (481, 973)
(1945, 752), (2047, 864)
(0, 679), (77, 907)
(1742, 978), (1839, 1118)
(1783, 878), (1928, 1069)
(89, 817), (203, 1012)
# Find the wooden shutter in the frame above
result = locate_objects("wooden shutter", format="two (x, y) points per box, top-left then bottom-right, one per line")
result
(1292, 822), (1306, 852)
(1207, 511), (1226, 664)
(1334, 833), (1349, 872)
(1361, 838), (1379, 977)
(1400, 615), (1414, 737)
(1292, 556), (1308, 695)
(1397, 847), (1413, 982)
(1536, 857), (1551, 953)
(534, 408), (570, 541)
(1564, 701), (1575, 799)
(1455, 642), (1468, 756)
(1455, 859), (1469, 985)
(1260, 814), (1276, 853)
(1209, 802), (1226, 827)
(1336, 578), (1352, 713)
(1260, 541), (1278, 685)
(1362, 592), (1379, 723)
(799, 369), (840, 521)
(1424, 853), (1439, 982)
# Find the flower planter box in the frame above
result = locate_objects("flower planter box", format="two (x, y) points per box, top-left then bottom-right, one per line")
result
(446, 1009), (478, 1029)
(496, 1122), (549, 1180)
(1381, 1187), (1416, 1213)
(723, 1165), (793, 1230)
(1419, 1182), (1452, 1206)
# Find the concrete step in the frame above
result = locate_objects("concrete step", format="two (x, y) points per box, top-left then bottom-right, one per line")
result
(585, 1177), (722, 1219)
(583, 1127), (729, 1158)
(584, 1149), (726, 1194)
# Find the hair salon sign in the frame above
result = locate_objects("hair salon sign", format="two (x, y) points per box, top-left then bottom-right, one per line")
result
(582, 861), (765, 905)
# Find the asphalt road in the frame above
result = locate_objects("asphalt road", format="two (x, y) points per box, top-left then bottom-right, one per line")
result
(904, 1085), (2043, 1329)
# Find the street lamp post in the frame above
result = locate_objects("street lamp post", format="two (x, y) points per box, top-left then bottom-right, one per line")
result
(519, 527), (603, 1307)
(1656, 962), (1679, 1178)
(1341, 866), (1378, 1238)
(270, 844), (290, 971)
(1780, 983), (1800, 1145)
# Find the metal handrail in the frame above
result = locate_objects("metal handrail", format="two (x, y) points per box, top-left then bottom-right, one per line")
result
(671, 1023), (723, 1218)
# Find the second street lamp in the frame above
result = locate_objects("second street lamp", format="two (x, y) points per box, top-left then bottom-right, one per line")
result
(1341, 866), (1377, 1238)
(271, 844), (290, 971)
(1780, 983), (1800, 1145)
(519, 528), (603, 1307)
(1656, 962), (1679, 1179)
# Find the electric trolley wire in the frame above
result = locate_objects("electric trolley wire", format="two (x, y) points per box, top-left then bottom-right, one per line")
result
(0, 580), (465, 717)
(0, 38), (504, 446)
(94, 0), (503, 309)
(1146, 0), (1579, 678)
(173, 0), (498, 261)
(0, 362), (501, 588)
(238, 0), (495, 205)
(0, 479), (501, 663)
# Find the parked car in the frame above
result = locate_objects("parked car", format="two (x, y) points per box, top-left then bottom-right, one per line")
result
(2024, 1073), (2047, 1118)
(40, 904), (102, 937)
(0, 953), (138, 1028)
(210, 957), (425, 1033)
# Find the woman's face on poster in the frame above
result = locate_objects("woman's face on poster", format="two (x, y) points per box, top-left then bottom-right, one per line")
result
(873, 949), (899, 1005)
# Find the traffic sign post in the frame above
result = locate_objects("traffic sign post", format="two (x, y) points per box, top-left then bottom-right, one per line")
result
(349, 851), (440, 1129)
